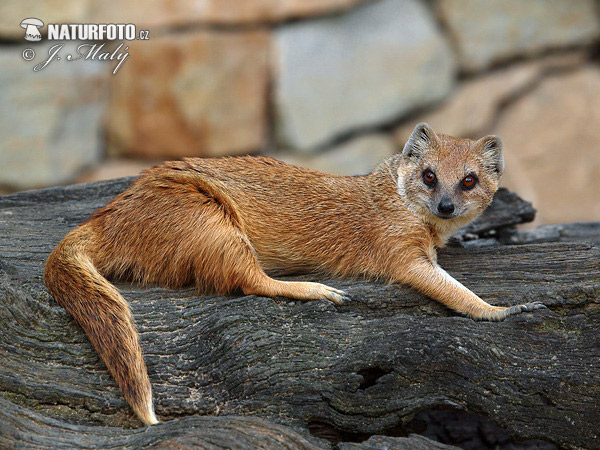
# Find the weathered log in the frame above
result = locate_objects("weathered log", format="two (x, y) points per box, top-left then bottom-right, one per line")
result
(338, 434), (458, 449)
(0, 399), (322, 449)
(0, 179), (598, 449)
(0, 397), (457, 449)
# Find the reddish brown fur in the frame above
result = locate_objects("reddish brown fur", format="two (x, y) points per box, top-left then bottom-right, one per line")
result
(44, 124), (544, 426)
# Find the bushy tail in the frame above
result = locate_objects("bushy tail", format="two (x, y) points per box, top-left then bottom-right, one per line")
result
(44, 225), (158, 425)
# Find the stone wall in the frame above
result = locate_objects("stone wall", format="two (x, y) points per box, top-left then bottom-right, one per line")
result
(1, 0), (599, 225)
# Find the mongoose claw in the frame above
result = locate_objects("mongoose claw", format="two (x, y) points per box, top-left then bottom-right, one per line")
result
(325, 289), (348, 305)
(521, 301), (546, 311)
(319, 285), (348, 305)
(503, 301), (546, 318)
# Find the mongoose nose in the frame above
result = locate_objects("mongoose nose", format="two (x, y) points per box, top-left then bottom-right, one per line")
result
(438, 200), (455, 215)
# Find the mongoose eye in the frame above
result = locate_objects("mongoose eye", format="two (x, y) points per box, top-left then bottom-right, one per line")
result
(462, 175), (478, 190)
(422, 170), (437, 188)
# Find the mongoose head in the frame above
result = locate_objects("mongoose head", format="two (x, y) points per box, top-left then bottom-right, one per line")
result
(397, 122), (504, 228)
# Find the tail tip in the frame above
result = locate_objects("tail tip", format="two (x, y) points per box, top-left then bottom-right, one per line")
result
(137, 401), (159, 426)
(146, 411), (159, 426)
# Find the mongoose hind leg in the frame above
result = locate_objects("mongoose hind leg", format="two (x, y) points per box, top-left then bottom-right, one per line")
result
(225, 246), (350, 304)
(245, 278), (350, 305)
(192, 224), (348, 304)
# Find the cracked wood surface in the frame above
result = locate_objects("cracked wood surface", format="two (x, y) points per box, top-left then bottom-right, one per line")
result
(0, 178), (598, 449)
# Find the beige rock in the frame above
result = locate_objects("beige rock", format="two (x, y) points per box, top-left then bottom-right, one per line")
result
(89, 0), (370, 28)
(273, 133), (398, 176)
(76, 158), (162, 184)
(0, 0), (371, 39)
(494, 66), (600, 225)
(0, 0), (90, 40)
(106, 30), (269, 159)
(437, 0), (600, 72)
(393, 52), (588, 145)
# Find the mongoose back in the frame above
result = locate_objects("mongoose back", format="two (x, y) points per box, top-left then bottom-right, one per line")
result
(44, 123), (545, 425)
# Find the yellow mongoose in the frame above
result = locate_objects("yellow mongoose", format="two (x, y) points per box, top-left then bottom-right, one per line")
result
(44, 123), (545, 426)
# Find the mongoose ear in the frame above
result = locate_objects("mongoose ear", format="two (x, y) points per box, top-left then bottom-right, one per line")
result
(402, 122), (435, 158)
(477, 135), (504, 176)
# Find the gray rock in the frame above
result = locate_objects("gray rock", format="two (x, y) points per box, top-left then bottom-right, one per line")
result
(505, 222), (600, 246)
(506, 224), (563, 245)
(273, 133), (398, 175)
(462, 237), (499, 248)
(437, 0), (600, 72)
(0, 42), (108, 190)
(274, 0), (455, 151)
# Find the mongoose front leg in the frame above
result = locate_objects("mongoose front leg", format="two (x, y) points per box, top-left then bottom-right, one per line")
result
(399, 258), (545, 320)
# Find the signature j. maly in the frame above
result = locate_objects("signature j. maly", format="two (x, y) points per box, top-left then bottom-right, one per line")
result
(33, 42), (129, 75)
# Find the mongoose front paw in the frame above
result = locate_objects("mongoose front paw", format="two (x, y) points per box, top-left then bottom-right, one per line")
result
(476, 301), (546, 321)
(500, 301), (546, 319)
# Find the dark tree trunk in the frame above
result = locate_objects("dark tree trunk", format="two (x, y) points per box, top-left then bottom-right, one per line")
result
(0, 179), (598, 449)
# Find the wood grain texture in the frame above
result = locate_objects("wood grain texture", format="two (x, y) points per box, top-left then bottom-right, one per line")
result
(0, 178), (598, 449)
